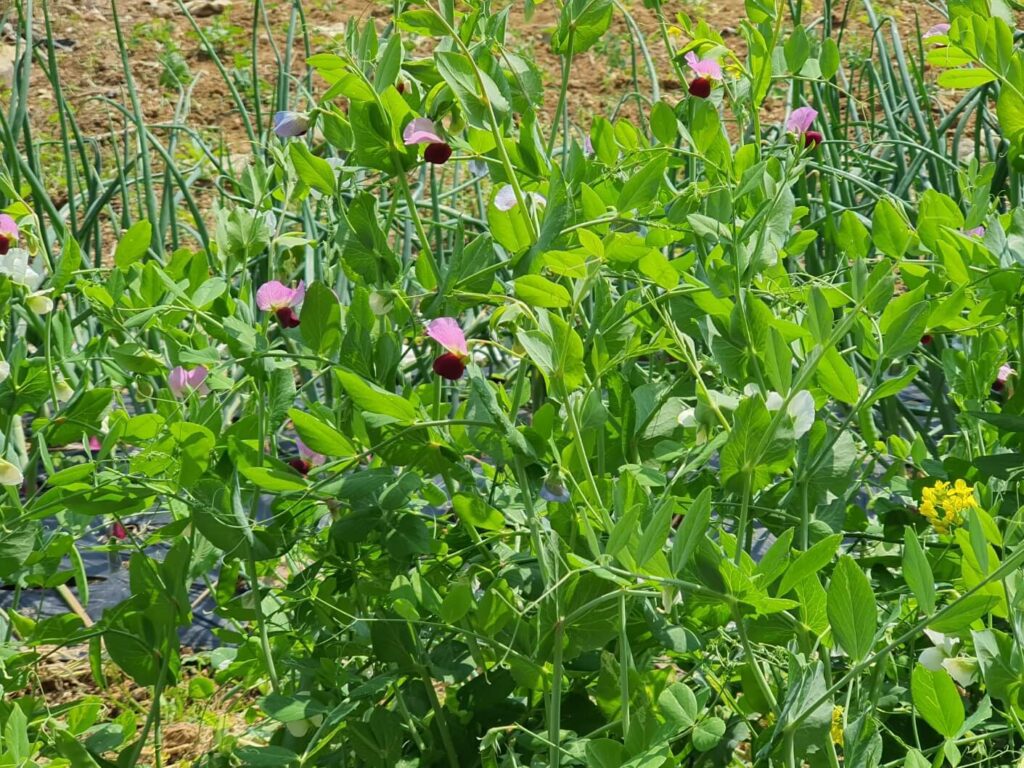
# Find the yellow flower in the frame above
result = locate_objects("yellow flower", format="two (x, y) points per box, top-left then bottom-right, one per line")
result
(919, 479), (977, 534)
(830, 705), (844, 747)
(667, 25), (684, 37)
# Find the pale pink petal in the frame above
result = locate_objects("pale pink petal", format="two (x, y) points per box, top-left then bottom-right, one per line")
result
(257, 280), (297, 311)
(403, 117), (442, 146)
(427, 317), (468, 356)
(924, 22), (950, 39)
(187, 366), (209, 395)
(685, 51), (722, 80)
(168, 366), (187, 397)
(494, 185), (518, 211)
(965, 226), (985, 237)
(0, 214), (19, 239)
(998, 364), (1016, 383)
(292, 281), (306, 308)
(787, 106), (818, 134)
(297, 437), (326, 466)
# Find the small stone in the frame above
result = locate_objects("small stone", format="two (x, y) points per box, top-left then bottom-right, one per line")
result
(0, 44), (16, 88)
(183, 0), (230, 17)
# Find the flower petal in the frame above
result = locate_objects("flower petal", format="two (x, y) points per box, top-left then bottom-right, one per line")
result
(918, 646), (947, 672)
(403, 117), (442, 146)
(0, 457), (23, 486)
(273, 111), (310, 138)
(787, 106), (818, 134)
(494, 184), (518, 211)
(924, 22), (951, 39)
(168, 366), (187, 397)
(685, 51), (722, 79)
(0, 214), (19, 240)
(257, 280), (297, 311)
(427, 317), (468, 355)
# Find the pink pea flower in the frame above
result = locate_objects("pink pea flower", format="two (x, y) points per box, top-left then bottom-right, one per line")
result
(168, 365), (209, 398)
(403, 117), (452, 165)
(494, 185), (547, 212)
(924, 23), (951, 39)
(993, 364), (1016, 394)
(273, 111), (310, 138)
(685, 51), (722, 99)
(427, 317), (469, 381)
(0, 214), (19, 256)
(403, 118), (443, 145)
(787, 106), (823, 148)
(111, 522), (127, 540)
(88, 436), (102, 454)
(289, 437), (326, 476)
(965, 226), (985, 238)
(256, 280), (305, 328)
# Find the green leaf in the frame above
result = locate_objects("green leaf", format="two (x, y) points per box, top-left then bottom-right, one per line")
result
(820, 38), (840, 79)
(826, 555), (876, 661)
(517, 313), (585, 391)
(514, 274), (571, 308)
(239, 466), (307, 492)
(300, 282), (342, 356)
(440, 581), (474, 623)
(719, 397), (795, 492)
(650, 100), (678, 145)
(336, 369), (418, 425)
(552, 0), (613, 54)
(671, 487), (712, 575)
(937, 68), (998, 88)
(53, 236), (83, 293)
(638, 251), (678, 290)
(397, 9), (450, 35)
(617, 155), (666, 211)
(882, 301), (930, 361)
(903, 527), (936, 615)
(691, 716), (726, 751)
(114, 220), (153, 270)
(911, 664), (964, 738)
(928, 593), (1000, 633)
(289, 142), (336, 195)
(865, 367), (920, 407)
(451, 492), (505, 530)
(288, 408), (355, 456)
(436, 51), (508, 128)
(816, 347), (859, 405)
(658, 682), (698, 729)
(871, 198), (914, 258)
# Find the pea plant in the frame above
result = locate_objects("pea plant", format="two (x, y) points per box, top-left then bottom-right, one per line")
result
(2, 0), (1024, 765)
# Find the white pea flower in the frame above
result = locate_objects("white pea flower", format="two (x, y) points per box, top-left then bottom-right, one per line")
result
(0, 457), (24, 486)
(919, 630), (978, 687)
(27, 291), (53, 314)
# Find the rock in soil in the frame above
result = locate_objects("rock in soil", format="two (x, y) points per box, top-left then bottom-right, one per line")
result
(183, 0), (230, 17)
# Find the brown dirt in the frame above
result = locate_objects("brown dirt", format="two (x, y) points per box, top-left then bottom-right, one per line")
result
(29, 0), (944, 158)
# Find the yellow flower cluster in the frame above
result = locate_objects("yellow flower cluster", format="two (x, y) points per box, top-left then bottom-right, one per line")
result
(830, 706), (844, 747)
(920, 479), (977, 534)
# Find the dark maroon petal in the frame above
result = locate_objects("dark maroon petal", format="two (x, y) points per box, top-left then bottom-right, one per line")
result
(276, 307), (301, 328)
(921, 334), (933, 345)
(288, 458), (311, 476)
(424, 142), (453, 165)
(688, 77), (712, 98)
(803, 130), (824, 148)
(111, 522), (127, 540)
(0, 236), (9, 256)
(433, 352), (466, 380)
